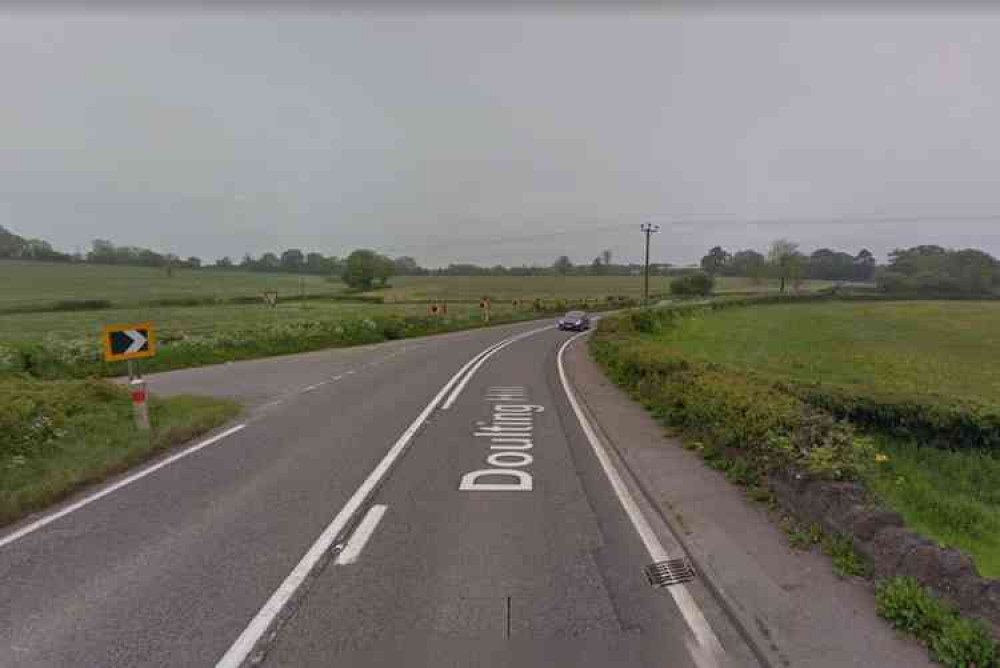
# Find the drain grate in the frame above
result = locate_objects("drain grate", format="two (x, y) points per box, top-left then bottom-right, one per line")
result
(645, 558), (696, 588)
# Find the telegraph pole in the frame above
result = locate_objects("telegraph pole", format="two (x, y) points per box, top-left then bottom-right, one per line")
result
(640, 223), (660, 306)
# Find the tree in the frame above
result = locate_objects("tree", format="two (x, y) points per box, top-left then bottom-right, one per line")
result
(728, 249), (766, 280)
(88, 239), (117, 264)
(216, 256), (234, 268)
(768, 239), (803, 293)
(601, 249), (612, 267)
(553, 256), (573, 275)
(258, 252), (281, 271)
(671, 272), (715, 297)
(0, 226), (27, 258)
(374, 254), (395, 286)
(342, 249), (379, 289)
(854, 249), (877, 281)
(186, 256), (202, 269)
(700, 246), (731, 275)
(393, 256), (421, 275)
(280, 249), (305, 272)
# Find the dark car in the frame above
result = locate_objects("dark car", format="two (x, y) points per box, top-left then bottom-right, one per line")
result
(558, 311), (590, 331)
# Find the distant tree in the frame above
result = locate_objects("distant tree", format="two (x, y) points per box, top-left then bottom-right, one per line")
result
(88, 239), (117, 264)
(185, 256), (201, 269)
(0, 226), (26, 258)
(392, 256), (421, 275)
(280, 249), (305, 272)
(768, 239), (803, 293)
(700, 246), (732, 275)
(258, 252), (281, 271)
(591, 257), (606, 275)
(854, 249), (877, 281)
(553, 256), (573, 275)
(727, 249), (767, 281)
(374, 254), (395, 286)
(671, 272), (715, 297)
(601, 249), (612, 267)
(342, 249), (379, 289)
(216, 256), (234, 268)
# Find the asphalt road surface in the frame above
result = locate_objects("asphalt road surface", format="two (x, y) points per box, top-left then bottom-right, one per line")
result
(0, 320), (759, 668)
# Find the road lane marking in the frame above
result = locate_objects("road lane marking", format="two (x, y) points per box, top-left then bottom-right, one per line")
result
(0, 424), (247, 550)
(334, 505), (388, 565)
(557, 332), (726, 668)
(215, 327), (546, 668)
(441, 325), (554, 410)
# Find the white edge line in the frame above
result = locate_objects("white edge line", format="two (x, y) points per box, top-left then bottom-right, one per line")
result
(556, 332), (726, 668)
(215, 330), (534, 668)
(334, 505), (388, 565)
(0, 424), (247, 550)
(441, 324), (555, 409)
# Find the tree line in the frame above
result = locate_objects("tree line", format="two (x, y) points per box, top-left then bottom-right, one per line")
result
(698, 240), (1000, 296)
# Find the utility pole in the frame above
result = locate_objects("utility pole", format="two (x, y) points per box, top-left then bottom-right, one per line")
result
(640, 223), (660, 306)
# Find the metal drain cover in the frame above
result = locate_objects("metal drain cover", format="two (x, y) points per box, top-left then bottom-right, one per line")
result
(645, 558), (696, 588)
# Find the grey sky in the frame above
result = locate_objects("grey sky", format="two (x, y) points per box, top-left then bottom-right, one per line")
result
(2, 9), (999, 267)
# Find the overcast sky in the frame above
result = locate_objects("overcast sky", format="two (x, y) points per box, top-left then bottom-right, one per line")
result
(2, 8), (999, 267)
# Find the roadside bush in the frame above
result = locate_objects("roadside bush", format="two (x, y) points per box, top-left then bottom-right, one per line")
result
(0, 378), (125, 460)
(670, 272), (715, 297)
(591, 321), (871, 481)
(787, 382), (1000, 453)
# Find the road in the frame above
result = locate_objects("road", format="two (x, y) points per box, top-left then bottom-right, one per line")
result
(0, 320), (758, 668)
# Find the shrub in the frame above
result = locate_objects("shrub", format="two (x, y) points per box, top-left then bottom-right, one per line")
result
(670, 272), (715, 297)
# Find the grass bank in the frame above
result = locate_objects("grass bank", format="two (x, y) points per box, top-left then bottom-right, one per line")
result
(0, 377), (240, 526)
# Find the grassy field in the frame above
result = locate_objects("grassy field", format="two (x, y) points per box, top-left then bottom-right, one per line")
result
(367, 275), (846, 302)
(652, 301), (1000, 408)
(0, 260), (345, 310)
(0, 300), (503, 344)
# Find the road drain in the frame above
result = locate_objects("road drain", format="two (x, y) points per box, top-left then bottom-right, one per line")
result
(645, 558), (696, 588)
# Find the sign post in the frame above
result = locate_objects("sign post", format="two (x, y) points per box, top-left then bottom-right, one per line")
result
(104, 322), (156, 431)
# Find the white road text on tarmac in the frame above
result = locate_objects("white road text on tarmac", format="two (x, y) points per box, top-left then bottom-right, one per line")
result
(460, 386), (542, 492)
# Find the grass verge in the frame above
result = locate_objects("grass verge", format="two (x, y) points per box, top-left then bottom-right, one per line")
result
(0, 377), (240, 526)
(877, 577), (998, 667)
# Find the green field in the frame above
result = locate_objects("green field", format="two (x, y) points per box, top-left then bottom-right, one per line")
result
(0, 260), (344, 310)
(0, 300), (501, 344)
(367, 275), (846, 302)
(653, 301), (1000, 408)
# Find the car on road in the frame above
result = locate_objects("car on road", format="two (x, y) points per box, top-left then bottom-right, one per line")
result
(558, 311), (591, 332)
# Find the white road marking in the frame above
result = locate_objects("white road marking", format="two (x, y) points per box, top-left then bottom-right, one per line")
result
(441, 325), (555, 410)
(215, 328), (544, 668)
(334, 505), (388, 565)
(557, 332), (726, 668)
(0, 424), (247, 550)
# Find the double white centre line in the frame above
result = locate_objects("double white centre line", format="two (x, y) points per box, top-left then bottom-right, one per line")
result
(215, 324), (552, 668)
